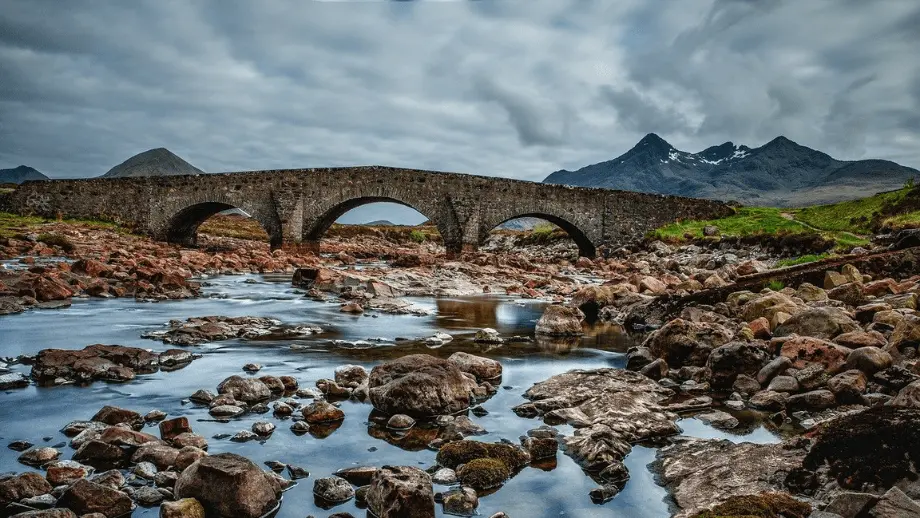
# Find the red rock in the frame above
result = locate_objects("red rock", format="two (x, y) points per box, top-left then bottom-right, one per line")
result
(780, 336), (852, 373)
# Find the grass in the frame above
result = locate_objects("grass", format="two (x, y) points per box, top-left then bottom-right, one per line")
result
(0, 211), (129, 239)
(775, 253), (831, 268)
(766, 280), (786, 291)
(652, 207), (803, 241)
(881, 210), (920, 230)
(408, 229), (427, 243)
(795, 186), (913, 233)
(651, 206), (870, 250)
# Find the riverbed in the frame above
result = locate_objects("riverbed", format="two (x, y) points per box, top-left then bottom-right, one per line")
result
(0, 273), (779, 517)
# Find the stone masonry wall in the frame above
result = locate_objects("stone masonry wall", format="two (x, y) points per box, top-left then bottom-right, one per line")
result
(5, 166), (733, 257)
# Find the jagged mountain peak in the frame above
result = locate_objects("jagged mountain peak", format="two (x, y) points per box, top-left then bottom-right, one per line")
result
(635, 132), (674, 150)
(543, 134), (919, 207)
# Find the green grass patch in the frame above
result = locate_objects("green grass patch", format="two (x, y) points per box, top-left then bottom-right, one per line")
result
(775, 253), (831, 268)
(795, 187), (910, 233)
(651, 207), (807, 241)
(882, 210), (920, 230)
(766, 280), (786, 291)
(408, 229), (427, 243)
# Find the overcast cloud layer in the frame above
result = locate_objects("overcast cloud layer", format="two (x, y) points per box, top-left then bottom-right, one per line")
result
(2, 0), (919, 186)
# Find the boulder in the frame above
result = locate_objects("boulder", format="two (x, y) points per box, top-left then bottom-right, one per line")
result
(0, 472), (52, 506)
(160, 498), (206, 518)
(368, 354), (476, 417)
(828, 282), (866, 307)
(301, 400), (345, 423)
(846, 347), (893, 375)
(91, 405), (142, 427)
(870, 486), (920, 518)
(642, 318), (734, 368)
(706, 342), (771, 388)
(534, 305), (585, 336)
(313, 476), (355, 504)
(56, 479), (133, 517)
(889, 315), (920, 352)
(174, 453), (280, 518)
(774, 307), (860, 340)
(780, 336), (852, 373)
(827, 370), (867, 402)
(366, 466), (435, 518)
(739, 292), (802, 323)
(889, 380), (920, 408)
(216, 375), (270, 403)
(334, 364), (368, 388)
(447, 352), (502, 381)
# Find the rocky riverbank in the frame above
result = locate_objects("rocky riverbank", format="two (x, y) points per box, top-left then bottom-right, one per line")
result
(5, 215), (920, 517)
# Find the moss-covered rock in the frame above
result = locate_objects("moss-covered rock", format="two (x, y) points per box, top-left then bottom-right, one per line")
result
(690, 492), (811, 518)
(456, 458), (510, 490)
(435, 440), (529, 472)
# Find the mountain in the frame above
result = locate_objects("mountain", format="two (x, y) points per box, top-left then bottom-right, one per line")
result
(101, 148), (205, 178)
(0, 165), (49, 184)
(498, 217), (544, 231)
(544, 134), (920, 206)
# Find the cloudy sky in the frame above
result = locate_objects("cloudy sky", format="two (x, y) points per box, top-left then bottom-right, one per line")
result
(2, 0), (919, 221)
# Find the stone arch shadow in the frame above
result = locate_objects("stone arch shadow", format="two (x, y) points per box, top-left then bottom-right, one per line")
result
(302, 195), (461, 255)
(486, 213), (597, 258)
(164, 201), (283, 249)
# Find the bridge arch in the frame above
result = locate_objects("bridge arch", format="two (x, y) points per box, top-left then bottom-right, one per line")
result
(486, 213), (596, 258)
(302, 195), (462, 255)
(162, 199), (283, 249)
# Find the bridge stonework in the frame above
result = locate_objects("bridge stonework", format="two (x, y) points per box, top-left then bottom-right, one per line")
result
(4, 166), (733, 257)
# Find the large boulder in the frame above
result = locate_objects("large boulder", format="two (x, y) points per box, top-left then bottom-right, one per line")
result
(368, 354), (476, 417)
(174, 453), (279, 518)
(534, 305), (585, 336)
(515, 368), (679, 484)
(366, 465), (435, 518)
(0, 472), (52, 506)
(642, 318), (734, 368)
(706, 342), (771, 388)
(774, 307), (860, 340)
(56, 479), (133, 517)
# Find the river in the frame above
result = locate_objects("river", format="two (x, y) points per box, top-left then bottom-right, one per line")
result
(0, 272), (779, 517)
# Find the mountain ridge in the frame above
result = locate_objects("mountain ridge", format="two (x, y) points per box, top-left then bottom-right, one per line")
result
(544, 134), (919, 207)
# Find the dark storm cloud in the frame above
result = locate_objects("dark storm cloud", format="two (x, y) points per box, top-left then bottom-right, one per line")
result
(0, 0), (918, 184)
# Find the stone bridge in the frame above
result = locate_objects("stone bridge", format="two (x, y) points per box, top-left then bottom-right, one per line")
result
(2, 166), (733, 257)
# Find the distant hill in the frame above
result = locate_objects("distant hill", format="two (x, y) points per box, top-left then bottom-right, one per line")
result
(365, 220), (396, 226)
(0, 165), (49, 184)
(544, 133), (920, 207)
(101, 148), (205, 178)
(498, 217), (543, 231)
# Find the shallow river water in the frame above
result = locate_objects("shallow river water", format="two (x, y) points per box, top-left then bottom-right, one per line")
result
(1, 273), (779, 517)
